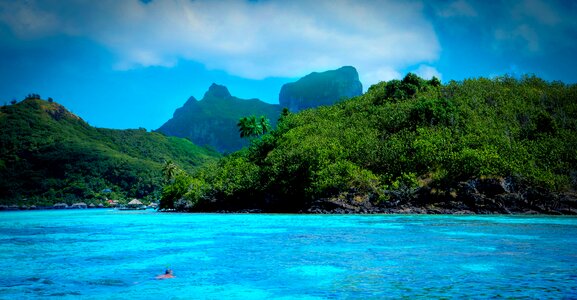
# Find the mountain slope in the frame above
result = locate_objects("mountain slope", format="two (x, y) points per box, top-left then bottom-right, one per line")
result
(157, 83), (283, 152)
(0, 98), (220, 206)
(279, 66), (363, 111)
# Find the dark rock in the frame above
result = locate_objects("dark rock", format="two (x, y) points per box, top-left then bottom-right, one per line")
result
(194, 175), (577, 215)
(476, 178), (508, 197)
(453, 210), (475, 215)
(237, 208), (264, 213)
(558, 208), (577, 215)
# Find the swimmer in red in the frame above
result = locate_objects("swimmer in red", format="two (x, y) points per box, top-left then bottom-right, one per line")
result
(155, 269), (175, 280)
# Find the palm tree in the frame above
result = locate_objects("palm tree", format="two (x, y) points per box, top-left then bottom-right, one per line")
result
(278, 108), (290, 122)
(258, 115), (271, 135)
(162, 160), (179, 182)
(238, 115), (271, 139)
(237, 116), (251, 138)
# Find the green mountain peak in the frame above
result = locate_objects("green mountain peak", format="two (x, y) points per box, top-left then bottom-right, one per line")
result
(279, 66), (363, 111)
(157, 84), (282, 152)
(205, 83), (232, 99)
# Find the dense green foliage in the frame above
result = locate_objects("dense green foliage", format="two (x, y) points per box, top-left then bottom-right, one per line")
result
(161, 74), (577, 212)
(0, 99), (220, 206)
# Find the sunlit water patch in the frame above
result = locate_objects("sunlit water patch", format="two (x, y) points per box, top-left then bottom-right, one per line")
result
(0, 210), (576, 299)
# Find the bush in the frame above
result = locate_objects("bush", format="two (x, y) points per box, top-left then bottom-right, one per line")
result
(311, 160), (381, 197)
(382, 172), (420, 203)
(410, 98), (456, 127)
(159, 172), (193, 210)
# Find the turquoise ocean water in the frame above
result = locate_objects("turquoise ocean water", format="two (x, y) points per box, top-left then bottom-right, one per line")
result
(0, 210), (576, 299)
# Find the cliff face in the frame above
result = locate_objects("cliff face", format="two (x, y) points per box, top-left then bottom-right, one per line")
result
(157, 84), (282, 153)
(279, 66), (363, 112)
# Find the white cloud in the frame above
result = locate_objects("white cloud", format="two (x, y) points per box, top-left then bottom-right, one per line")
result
(361, 67), (403, 89)
(412, 65), (442, 80)
(0, 0), (440, 85)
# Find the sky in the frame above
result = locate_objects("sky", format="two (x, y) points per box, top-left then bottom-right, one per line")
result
(1, 0), (576, 130)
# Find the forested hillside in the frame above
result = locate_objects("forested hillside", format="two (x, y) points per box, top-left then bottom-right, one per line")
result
(160, 74), (577, 214)
(0, 98), (220, 206)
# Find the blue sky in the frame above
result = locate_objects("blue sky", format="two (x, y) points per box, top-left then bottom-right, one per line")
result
(1, 0), (576, 130)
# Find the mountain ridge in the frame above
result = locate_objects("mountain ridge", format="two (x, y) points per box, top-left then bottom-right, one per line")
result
(157, 83), (283, 153)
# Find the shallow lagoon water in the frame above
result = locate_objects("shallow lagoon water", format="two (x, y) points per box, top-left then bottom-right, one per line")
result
(1, 210), (576, 299)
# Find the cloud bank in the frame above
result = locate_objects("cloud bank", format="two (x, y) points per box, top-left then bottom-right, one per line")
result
(0, 0), (440, 86)
(2, 0), (574, 88)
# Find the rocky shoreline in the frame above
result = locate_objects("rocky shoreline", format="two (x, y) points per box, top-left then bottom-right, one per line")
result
(209, 178), (577, 215)
(304, 178), (577, 215)
(4, 178), (576, 215)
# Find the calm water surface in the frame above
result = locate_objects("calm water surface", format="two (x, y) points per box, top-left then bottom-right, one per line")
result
(0, 210), (576, 299)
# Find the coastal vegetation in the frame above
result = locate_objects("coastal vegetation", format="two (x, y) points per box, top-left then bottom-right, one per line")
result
(160, 74), (577, 213)
(3, 73), (576, 213)
(0, 99), (220, 207)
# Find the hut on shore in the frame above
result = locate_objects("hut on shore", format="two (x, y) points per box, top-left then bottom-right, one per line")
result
(71, 203), (87, 209)
(126, 199), (145, 209)
(53, 203), (69, 209)
(116, 199), (147, 210)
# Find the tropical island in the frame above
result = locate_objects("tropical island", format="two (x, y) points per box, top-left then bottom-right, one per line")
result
(1, 70), (576, 214)
(158, 73), (577, 214)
